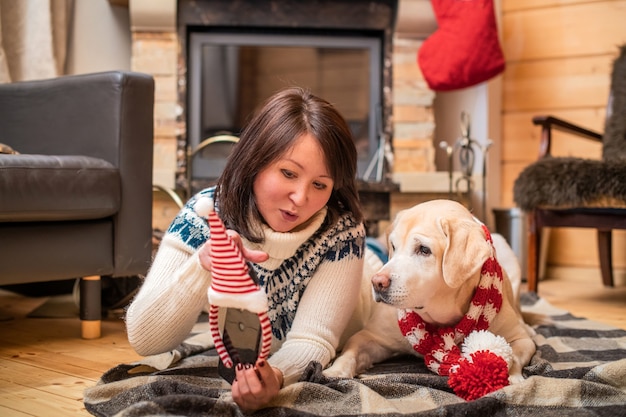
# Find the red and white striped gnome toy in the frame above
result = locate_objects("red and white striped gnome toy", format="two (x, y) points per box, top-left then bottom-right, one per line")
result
(194, 196), (272, 368)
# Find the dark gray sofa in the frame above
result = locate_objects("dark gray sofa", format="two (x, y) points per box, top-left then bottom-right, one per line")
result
(0, 71), (154, 338)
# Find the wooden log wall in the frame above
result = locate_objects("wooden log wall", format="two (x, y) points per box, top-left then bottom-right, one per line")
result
(500, 0), (626, 270)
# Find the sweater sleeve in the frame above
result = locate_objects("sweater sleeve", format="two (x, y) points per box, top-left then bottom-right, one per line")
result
(125, 189), (216, 356)
(125, 235), (212, 356)
(267, 229), (365, 385)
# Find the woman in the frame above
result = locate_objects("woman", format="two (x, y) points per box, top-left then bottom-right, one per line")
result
(126, 87), (375, 411)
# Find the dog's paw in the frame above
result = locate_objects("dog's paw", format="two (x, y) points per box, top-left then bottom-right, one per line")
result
(508, 373), (525, 385)
(323, 360), (357, 379)
(322, 368), (354, 379)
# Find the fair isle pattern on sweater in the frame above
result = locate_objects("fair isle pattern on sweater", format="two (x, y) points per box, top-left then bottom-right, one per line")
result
(167, 188), (216, 249)
(397, 225), (504, 376)
(259, 214), (364, 340)
(167, 187), (365, 341)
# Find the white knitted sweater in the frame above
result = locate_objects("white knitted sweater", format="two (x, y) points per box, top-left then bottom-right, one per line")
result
(126, 187), (368, 385)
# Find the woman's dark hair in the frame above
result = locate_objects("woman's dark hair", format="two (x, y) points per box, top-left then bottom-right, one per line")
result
(215, 87), (362, 243)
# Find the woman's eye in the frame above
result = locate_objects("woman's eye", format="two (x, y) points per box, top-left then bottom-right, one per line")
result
(313, 181), (327, 190)
(281, 169), (296, 179)
(416, 245), (431, 256)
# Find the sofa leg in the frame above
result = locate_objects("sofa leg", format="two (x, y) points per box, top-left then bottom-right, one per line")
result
(80, 275), (101, 339)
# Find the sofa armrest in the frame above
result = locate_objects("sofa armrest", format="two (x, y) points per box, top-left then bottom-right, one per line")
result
(0, 71), (155, 276)
(532, 115), (602, 158)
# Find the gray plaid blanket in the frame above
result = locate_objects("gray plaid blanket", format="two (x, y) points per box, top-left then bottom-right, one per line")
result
(83, 293), (626, 416)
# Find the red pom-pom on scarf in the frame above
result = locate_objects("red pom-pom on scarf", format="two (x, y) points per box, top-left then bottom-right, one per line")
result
(448, 350), (510, 401)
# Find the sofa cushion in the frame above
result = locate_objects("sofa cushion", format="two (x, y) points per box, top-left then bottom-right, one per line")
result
(0, 154), (120, 222)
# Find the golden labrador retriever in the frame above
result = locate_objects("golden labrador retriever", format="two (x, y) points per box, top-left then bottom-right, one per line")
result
(327, 199), (536, 385)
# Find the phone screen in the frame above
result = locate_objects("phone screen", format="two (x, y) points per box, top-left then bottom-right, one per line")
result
(218, 307), (261, 384)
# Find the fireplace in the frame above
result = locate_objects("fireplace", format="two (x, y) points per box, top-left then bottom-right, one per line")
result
(177, 0), (398, 192)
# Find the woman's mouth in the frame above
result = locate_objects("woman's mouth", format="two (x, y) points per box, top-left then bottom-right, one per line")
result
(280, 210), (299, 222)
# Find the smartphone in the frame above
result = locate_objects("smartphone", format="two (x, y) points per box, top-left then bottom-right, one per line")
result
(217, 262), (263, 384)
(218, 307), (262, 384)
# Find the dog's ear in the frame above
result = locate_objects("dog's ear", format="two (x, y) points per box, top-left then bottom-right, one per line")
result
(439, 218), (491, 288)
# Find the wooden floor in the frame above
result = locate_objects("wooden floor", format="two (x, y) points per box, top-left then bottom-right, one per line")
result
(1, 268), (625, 417)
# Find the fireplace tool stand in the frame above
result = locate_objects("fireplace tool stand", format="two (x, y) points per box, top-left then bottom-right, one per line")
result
(439, 111), (492, 222)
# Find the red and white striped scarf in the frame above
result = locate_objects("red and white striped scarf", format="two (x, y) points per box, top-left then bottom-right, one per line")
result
(397, 225), (504, 376)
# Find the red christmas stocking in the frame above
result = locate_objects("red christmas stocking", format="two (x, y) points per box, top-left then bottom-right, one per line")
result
(417, 0), (505, 91)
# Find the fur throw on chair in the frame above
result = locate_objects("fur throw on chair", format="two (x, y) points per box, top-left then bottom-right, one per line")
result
(513, 158), (626, 210)
(513, 44), (626, 211)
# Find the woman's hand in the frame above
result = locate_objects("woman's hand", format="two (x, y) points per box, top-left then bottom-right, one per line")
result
(231, 359), (283, 412)
(198, 230), (268, 270)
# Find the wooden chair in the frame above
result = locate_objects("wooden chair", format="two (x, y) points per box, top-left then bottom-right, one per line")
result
(513, 45), (626, 293)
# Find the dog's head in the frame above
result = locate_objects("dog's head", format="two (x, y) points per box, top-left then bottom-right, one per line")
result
(372, 200), (493, 326)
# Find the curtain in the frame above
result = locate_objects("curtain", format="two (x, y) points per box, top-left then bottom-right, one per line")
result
(0, 0), (74, 83)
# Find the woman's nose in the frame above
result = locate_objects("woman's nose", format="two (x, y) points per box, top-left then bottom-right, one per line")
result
(289, 185), (308, 206)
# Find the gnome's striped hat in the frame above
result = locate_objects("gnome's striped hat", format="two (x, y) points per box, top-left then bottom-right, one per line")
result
(194, 196), (268, 313)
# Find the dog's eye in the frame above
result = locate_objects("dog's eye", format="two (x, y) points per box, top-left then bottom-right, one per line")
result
(416, 245), (431, 256)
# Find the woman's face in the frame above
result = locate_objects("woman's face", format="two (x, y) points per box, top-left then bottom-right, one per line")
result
(253, 133), (334, 232)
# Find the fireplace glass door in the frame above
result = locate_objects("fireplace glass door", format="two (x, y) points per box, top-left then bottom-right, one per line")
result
(187, 31), (383, 185)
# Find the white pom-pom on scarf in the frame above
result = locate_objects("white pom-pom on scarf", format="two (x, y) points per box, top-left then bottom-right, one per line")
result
(461, 329), (513, 368)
